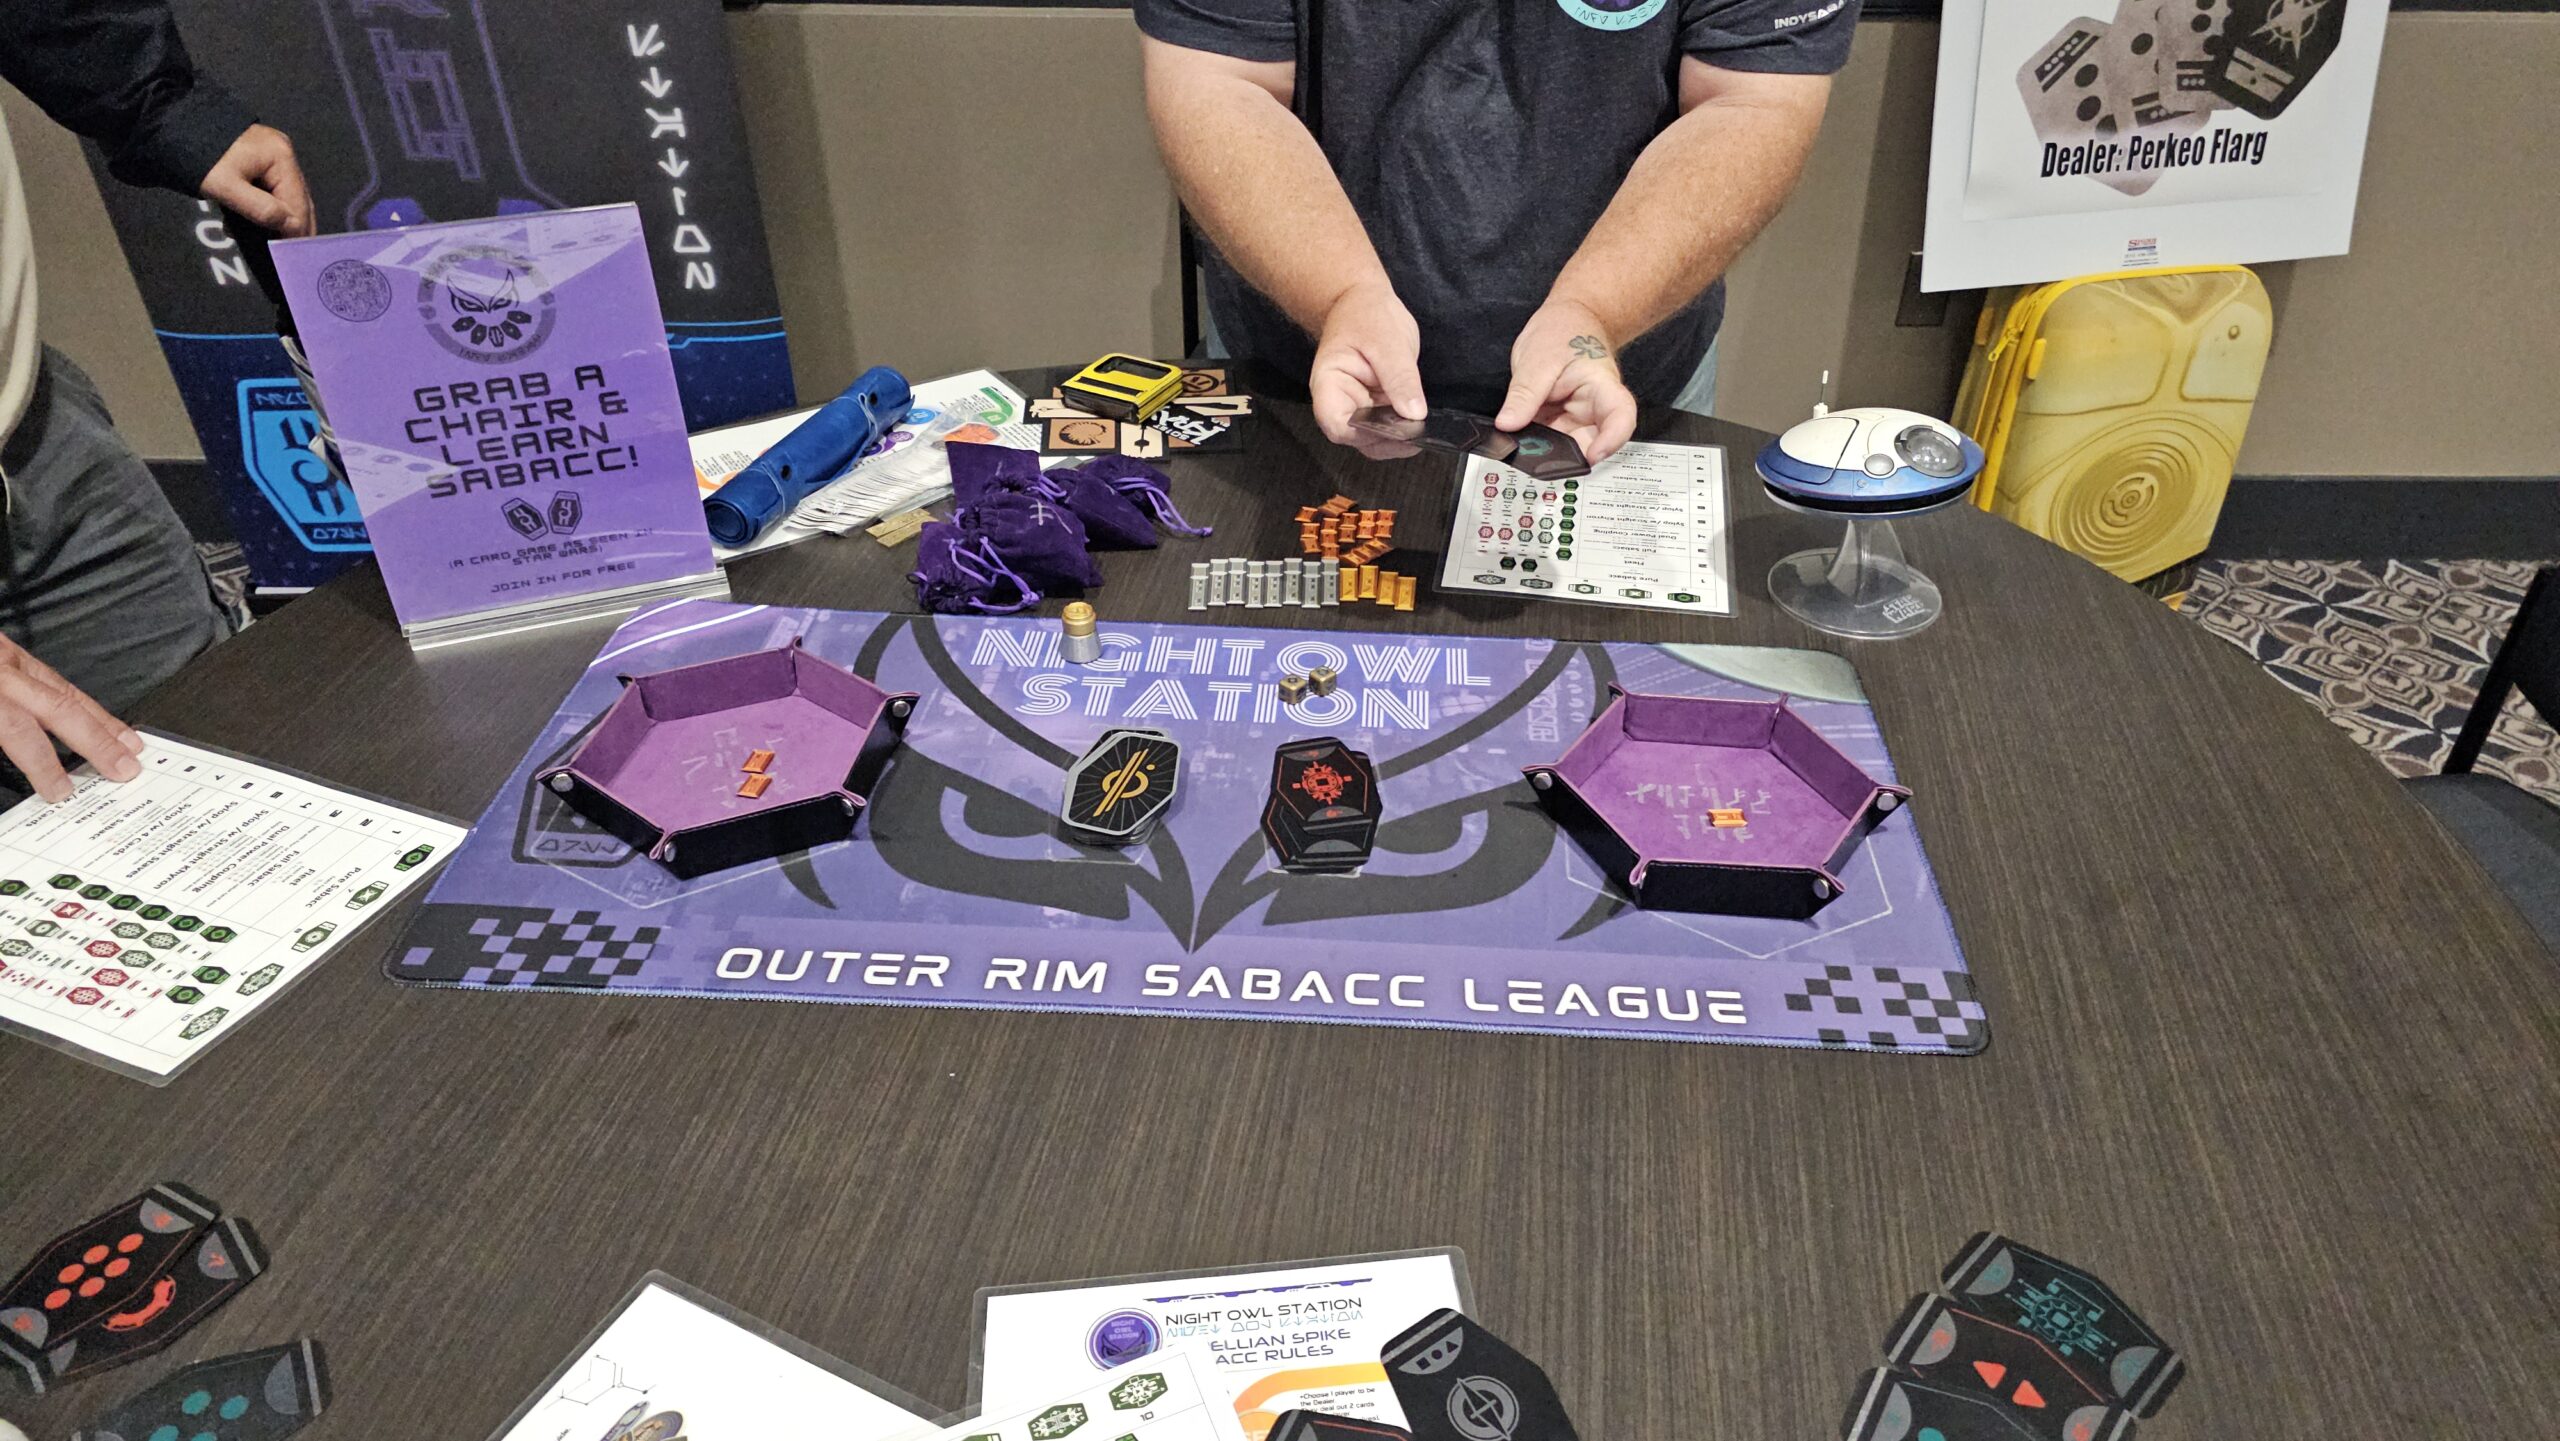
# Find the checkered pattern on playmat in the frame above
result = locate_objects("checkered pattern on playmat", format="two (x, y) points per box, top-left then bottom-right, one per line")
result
(1784, 964), (1985, 1051)
(398, 906), (661, 987)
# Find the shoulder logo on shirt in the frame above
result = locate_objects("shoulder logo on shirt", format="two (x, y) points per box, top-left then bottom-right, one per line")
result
(1555, 0), (1667, 31)
(1772, 0), (1847, 27)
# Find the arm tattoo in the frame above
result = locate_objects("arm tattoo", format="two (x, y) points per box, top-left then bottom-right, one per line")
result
(1569, 334), (1608, 360)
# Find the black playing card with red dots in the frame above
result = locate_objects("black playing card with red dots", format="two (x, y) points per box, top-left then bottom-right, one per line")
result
(0, 1185), (264, 1395)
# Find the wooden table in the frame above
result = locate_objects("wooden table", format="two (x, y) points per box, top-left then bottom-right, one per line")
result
(5, 397), (2552, 1439)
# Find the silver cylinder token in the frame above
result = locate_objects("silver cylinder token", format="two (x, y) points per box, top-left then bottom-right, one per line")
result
(1876, 793), (1900, 812)
(890, 699), (912, 719)
(1059, 629), (1102, 664)
(548, 773), (575, 794)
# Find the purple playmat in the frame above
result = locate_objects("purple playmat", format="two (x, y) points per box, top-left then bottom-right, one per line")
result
(391, 602), (1983, 1053)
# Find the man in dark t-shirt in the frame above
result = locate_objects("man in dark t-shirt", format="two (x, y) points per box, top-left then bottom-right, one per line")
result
(1136, 0), (1859, 461)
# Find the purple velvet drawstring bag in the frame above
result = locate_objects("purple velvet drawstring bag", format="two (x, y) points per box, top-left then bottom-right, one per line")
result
(958, 491), (1103, 594)
(946, 441), (1044, 507)
(910, 520), (1041, 614)
(1072, 456), (1213, 538)
(1037, 464), (1159, 550)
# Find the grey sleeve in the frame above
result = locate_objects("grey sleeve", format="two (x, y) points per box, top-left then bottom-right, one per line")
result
(1133, 0), (1299, 63)
(1679, 0), (1862, 74)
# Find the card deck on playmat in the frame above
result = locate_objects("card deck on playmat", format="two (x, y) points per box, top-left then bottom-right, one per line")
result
(1270, 1412), (1413, 1441)
(1939, 1234), (2183, 1418)
(34, 1218), (265, 1393)
(1384, 1309), (1578, 1441)
(1842, 1367), (2129, 1441)
(75, 1338), (328, 1441)
(1263, 737), (1382, 873)
(1, 1184), (219, 1371)
(1882, 1293), (2135, 1441)
(1063, 727), (1181, 846)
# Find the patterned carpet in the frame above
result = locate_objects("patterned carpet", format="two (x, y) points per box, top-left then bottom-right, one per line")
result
(2183, 559), (2559, 805)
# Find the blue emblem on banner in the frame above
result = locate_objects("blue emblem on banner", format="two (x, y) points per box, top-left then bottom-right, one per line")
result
(237, 379), (369, 551)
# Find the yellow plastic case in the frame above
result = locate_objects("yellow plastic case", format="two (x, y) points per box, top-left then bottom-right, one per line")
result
(1063, 354), (1185, 423)
(1954, 267), (2272, 584)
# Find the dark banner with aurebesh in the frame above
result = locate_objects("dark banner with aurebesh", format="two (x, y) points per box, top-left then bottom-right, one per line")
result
(83, 0), (791, 590)
(391, 603), (1985, 1055)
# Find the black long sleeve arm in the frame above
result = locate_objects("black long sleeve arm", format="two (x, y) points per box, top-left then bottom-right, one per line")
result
(0, 0), (259, 193)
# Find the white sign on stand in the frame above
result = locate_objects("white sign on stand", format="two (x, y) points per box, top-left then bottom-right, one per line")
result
(1923, 0), (2389, 290)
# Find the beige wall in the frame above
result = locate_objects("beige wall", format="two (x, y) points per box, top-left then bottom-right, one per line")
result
(12, 6), (2556, 476)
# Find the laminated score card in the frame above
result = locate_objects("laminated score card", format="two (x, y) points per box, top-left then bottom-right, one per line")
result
(975, 1251), (1471, 1440)
(273, 203), (722, 644)
(1438, 442), (1731, 616)
(0, 735), (464, 1082)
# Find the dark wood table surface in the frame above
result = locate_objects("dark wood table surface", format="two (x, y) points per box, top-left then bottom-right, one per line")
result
(5, 394), (2553, 1439)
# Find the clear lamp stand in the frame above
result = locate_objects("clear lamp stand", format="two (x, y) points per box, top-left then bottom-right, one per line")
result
(1767, 513), (1943, 640)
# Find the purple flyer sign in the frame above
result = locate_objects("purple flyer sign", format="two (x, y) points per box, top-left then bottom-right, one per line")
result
(392, 604), (1984, 1055)
(273, 205), (715, 628)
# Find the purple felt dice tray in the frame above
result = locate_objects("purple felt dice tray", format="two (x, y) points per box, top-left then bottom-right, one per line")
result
(535, 639), (917, 879)
(1522, 685), (1909, 920)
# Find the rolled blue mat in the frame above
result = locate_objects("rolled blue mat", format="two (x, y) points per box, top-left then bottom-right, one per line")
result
(703, 365), (913, 546)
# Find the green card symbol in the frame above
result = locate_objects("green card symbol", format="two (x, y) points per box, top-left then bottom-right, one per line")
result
(109, 893), (139, 910)
(172, 915), (201, 932)
(395, 844), (436, 871)
(0, 880), (24, 897)
(48, 874), (78, 889)
(1028, 1404), (1088, 1440)
(203, 925), (236, 943)
(293, 923), (335, 951)
(178, 1007), (227, 1039)
(140, 904), (170, 921)
(1108, 1375), (1168, 1410)
(28, 920), (58, 938)
(79, 884), (110, 901)
(168, 985), (202, 1004)
(239, 964), (283, 995)
(193, 967), (231, 985)
(347, 882), (386, 908)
